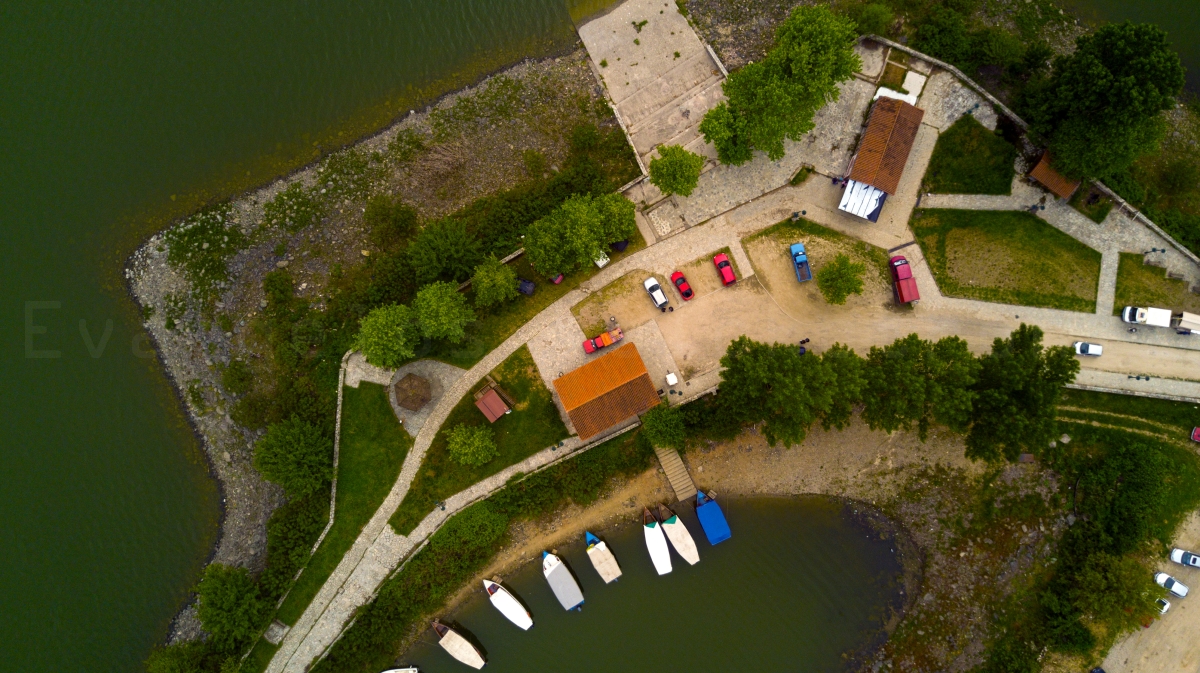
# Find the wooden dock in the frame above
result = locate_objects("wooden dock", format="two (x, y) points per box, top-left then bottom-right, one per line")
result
(654, 446), (696, 502)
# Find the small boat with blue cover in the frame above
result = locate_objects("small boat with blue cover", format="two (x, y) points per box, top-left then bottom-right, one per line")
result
(695, 490), (731, 545)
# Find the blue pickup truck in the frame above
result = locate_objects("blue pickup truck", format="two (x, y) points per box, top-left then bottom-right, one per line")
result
(790, 243), (812, 282)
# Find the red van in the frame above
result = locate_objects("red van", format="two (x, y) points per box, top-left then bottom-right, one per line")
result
(890, 256), (920, 305)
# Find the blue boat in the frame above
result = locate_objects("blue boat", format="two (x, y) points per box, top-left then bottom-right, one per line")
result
(694, 491), (731, 545)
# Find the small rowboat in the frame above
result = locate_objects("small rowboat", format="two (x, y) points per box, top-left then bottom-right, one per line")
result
(432, 620), (486, 669)
(483, 578), (532, 630)
(642, 507), (672, 575)
(695, 490), (731, 545)
(658, 503), (699, 565)
(542, 551), (585, 611)
(585, 531), (622, 583)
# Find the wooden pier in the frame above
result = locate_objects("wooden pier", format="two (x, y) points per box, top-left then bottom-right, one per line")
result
(654, 446), (696, 502)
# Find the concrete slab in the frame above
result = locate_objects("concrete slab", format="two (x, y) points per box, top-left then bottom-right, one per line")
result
(855, 40), (887, 79)
(624, 319), (680, 394)
(918, 70), (997, 131)
(344, 352), (392, 388)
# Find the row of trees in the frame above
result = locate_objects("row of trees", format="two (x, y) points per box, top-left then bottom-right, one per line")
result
(646, 324), (1080, 462)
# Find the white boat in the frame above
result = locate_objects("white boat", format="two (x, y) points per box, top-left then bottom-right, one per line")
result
(658, 503), (700, 565)
(483, 578), (532, 630)
(542, 551), (585, 611)
(432, 620), (486, 669)
(381, 669), (420, 673)
(642, 507), (672, 575)
(585, 531), (622, 583)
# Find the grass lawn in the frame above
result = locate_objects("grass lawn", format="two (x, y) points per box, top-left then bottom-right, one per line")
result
(1112, 251), (1200, 316)
(428, 237), (645, 368)
(880, 62), (908, 91)
(1068, 185), (1113, 224)
(913, 209), (1101, 312)
(389, 345), (569, 534)
(273, 382), (410, 625)
(241, 641), (279, 673)
(1058, 388), (1200, 441)
(923, 115), (1017, 195)
(745, 217), (891, 287)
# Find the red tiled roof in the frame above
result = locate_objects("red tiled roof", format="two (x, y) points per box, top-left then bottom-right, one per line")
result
(848, 97), (925, 195)
(474, 388), (510, 423)
(553, 344), (660, 440)
(1029, 152), (1080, 199)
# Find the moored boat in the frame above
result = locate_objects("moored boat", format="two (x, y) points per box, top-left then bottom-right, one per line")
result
(483, 578), (532, 630)
(695, 490), (731, 545)
(542, 551), (585, 611)
(432, 620), (486, 669)
(585, 531), (622, 583)
(658, 503), (700, 565)
(642, 507), (672, 575)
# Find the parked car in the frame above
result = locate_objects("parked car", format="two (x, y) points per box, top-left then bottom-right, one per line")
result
(1192, 427), (1200, 443)
(713, 253), (736, 286)
(583, 327), (624, 354)
(517, 278), (536, 296)
(889, 256), (920, 305)
(1073, 341), (1103, 356)
(1170, 548), (1200, 568)
(1155, 572), (1189, 597)
(1157, 598), (1171, 614)
(643, 277), (669, 309)
(670, 271), (694, 300)
(790, 242), (812, 282)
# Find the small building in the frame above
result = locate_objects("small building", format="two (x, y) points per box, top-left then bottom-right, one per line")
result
(839, 97), (925, 222)
(393, 374), (432, 412)
(552, 343), (660, 441)
(1028, 152), (1080, 200)
(474, 387), (511, 423)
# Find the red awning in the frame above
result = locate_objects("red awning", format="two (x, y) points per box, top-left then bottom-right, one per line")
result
(474, 388), (510, 423)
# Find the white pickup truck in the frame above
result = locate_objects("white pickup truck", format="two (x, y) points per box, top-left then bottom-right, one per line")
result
(1121, 306), (1200, 332)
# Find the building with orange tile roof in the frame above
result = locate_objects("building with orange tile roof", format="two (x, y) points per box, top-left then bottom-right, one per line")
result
(552, 343), (660, 440)
(839, 97), (925, 222)
(1028, 152), (1080, 199)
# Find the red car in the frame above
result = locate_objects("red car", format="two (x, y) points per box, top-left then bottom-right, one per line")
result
(889, 255), (920, 305)
(583, 327), (624, 353)
(670, 271), (694, 300)
(713, 253), (736, 286)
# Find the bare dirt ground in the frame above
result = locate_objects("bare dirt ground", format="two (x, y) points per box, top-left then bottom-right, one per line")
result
(570, 269), (660, 335)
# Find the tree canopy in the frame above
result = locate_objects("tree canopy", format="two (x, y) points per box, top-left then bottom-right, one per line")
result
(196, 564), (267, 654)
(815, 253), (865, 305)
(649, 145), (705, 196)
(641, 405), (686, 449)
(414, 281), (475, 343)
(354, 303), (420, 368)
(524, 193), (636, 276)
(700, 6), (860, 164)
(861, 333), (979, 439)
(1025, 22), (1184, 179)
(717, 336), (836, 446)
(447, 424), (498, 466)
(253, 416), (333, 499)
(965, 324), (1080, 462)
(820, 343), (866, 430)
(406, 217), (483, 285)
(471, 255), (519, 308)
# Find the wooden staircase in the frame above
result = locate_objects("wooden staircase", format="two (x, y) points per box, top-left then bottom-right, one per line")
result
(654, 446), (697, 502)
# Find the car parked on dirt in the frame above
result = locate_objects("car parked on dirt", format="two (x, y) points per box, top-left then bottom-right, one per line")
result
(643, 277), (669, 309)
(1156, 572), (1189, 597)
(1171, 548), (1200, 568)
(1073, 342), (1103, 357)
(583, 327), (624, 354)
(790, 242), (812, 283)
(1157, 598), (1171, 614)
(670, 271), (693, 300)
(889, 255), (920, 305)
(713, 253), (736, 286)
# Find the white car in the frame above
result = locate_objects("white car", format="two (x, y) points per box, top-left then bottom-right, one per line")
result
(1074, 341), (1103, 356)
(1157, 598), (1171, 614)
(1156, 572), (1189, 597)
(1170, 548), (1200, 567)
(643, 277), (669, 309)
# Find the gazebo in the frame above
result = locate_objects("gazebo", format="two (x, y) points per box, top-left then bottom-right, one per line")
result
(393, 373), (432, 412)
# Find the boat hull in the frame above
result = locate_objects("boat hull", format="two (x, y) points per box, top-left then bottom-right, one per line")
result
(695, 491), (732, 545)
(643, 521), (672, 575)
(483, 580), (532, 630)
(542, 553), (585, 610)
(661, 514), (700, 565)
(434, 622), (486, 669)
(585, 533), (623, 583)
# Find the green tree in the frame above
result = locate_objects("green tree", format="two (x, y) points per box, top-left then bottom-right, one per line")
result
(861, 334), (980, 439)
(649, 145), (705, 196)
(196, 564), (267, 654)
(414, 281), (475, 342)
(471, 256), (519, 308)
(524, 194), (636, 276)
(353, 304), (420, 367)
(815, 253), (866, 304)
(1071, 553), (1163, 636)
(700, 6), (860, 164)
(365, 194), (418, 252)
(718, 336), (835, 446)
(253, 417), (333, 499)
(641, 404), (685, 449)
(965, 324), (1080, 462)
(820, 343), (866, 430)
(1025, 22), (1184, 178)
(853, 3), (894, 36)
(447, 424), (498, 466)
(406, 218), (483, 284)
(913, 7), (970, 65)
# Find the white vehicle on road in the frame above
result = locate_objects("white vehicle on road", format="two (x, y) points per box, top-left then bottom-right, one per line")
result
(1073, 342), (1103, 356)
(1156, 572), (1189, 597)
(1122, 306), (1172, 327)
(1170, 548), (1200, 568)
(643, 277), (669, 309)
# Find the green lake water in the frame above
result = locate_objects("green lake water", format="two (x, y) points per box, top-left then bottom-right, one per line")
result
(0, 2), (606, 672)
(405, 497), (905, 673)
(1063, 0), (1200, 91)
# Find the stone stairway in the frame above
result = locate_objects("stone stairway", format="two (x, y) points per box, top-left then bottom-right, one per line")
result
(653, 446), (696, 502)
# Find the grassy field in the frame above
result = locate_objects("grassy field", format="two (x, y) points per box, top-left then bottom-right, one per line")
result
(428, 238), (645, 368)
(1069, 185), (1113, 224)
(746, 217), (892, 287)
(389, 345), (569, 534)
(1112, 251), (1200, 316)
(913, 209), (1101, 311)
(923, 115), (1017, 195)
(1059, 388), (1200, 440)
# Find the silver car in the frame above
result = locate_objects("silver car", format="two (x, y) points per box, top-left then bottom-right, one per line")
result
(1074, 341), (1103, 356)
(1156, 572), (1189, 597)
(643, 277), (669, 309)
(1170, 548), (1200, 568)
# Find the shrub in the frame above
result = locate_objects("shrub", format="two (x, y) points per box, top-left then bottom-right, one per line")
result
(414, 281), (475, 343)
(354, 304), (420, 367)
(195, 564), (267, 654)
(364, 195), (418, 252)
(524, 193), (636, 275)
(406, 218), (483, 285)
(649, 144), (705, 196)
(816, 253), (865, 304)
(471, 256), (519, 308)
(144, 640), (224, 673)
(253, 416), (333, 499)
(641, 405), (685, 449)
(262, 181), (324, 233)
(221, 359), (253, 396)
(914, 7), (970, 65)
(447, 424), (499, 466)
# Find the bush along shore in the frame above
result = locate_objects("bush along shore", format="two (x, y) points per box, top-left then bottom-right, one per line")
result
(132, 49), (639, 670)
